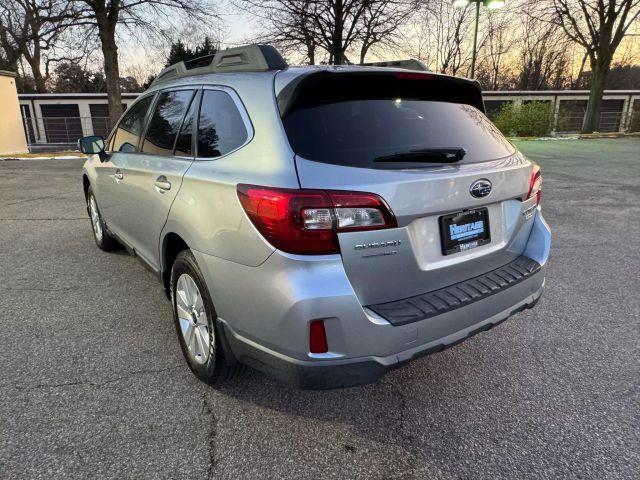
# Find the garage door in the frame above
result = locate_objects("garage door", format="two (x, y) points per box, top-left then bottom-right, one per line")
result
(40, 104), (83, 144)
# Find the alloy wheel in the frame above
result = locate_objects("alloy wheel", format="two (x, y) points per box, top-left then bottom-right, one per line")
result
(175, 273), (211, 365)
(88, 194), (103, 242)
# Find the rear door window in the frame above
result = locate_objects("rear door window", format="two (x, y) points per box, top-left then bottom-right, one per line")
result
(174, 92), (198, 157)
(142, 90), (195, 156)
(197, 90), (248, 158)
(112, 95), (154, 153)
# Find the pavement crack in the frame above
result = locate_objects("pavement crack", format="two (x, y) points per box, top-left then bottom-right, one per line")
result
(527, 342), (569, 385)
(4, 195), (59, 207)
(5, 287), (80, 292)
(382, 380), (411, 443)
(10, 366), (181, 391)
(203, 391), (218, 480)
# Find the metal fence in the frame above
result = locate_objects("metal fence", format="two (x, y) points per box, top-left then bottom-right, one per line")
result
(22, 116), (110, 151)
(19, 99), (640, 152)
(555, 111), (625, 133)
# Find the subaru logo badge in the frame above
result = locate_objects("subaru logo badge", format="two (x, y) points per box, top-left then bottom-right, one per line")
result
(470, 179), (492, 198)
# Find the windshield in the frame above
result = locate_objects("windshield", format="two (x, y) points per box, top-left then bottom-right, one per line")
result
(281, 99), (515, 169)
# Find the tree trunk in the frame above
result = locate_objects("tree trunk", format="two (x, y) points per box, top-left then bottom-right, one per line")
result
(25, 48), (46, 93)
(305, 36), (315, 65)
(582, 58), (609, 133)
(98, 22), (123, 129)
(359, 40), (371, 64)
(331, 0), (344, 65)
(32, 69), (46, 92)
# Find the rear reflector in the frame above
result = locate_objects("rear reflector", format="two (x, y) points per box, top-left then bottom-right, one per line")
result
(309, 320), (328, 353)
(237, 184), (396, 254)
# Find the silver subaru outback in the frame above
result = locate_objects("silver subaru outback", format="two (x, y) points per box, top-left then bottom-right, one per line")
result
(80, 45), (551, 389)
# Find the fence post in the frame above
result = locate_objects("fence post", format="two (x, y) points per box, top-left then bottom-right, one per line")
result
(620, 94), (631, 132)
(552, 93), (560, 135)
(77, 103), (94, 136)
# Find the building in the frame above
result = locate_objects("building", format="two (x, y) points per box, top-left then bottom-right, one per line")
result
(18, 92), (139, 151)
(0, 71), (29, 155)
(17, 89), (640, 151)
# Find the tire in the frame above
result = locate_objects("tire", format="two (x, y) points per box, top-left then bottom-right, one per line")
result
(87, 186), (120, 251)
(170, 249), (241, 385)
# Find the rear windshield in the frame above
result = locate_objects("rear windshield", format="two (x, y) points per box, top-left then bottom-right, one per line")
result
(282, 99), (514, 168)
(279, 73), (514, 169)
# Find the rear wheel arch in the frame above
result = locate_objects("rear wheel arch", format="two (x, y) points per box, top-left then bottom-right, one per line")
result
(162, 232), (190, 295)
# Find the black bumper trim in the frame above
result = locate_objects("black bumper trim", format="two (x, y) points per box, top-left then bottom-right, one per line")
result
(367, 255), (542, 326)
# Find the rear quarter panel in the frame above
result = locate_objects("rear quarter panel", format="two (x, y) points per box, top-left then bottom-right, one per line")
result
(162, 74), (300, 268)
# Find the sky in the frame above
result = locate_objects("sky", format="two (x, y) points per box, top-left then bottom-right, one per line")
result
(118, 4), (259, 80)
(116, 1), (640, 83)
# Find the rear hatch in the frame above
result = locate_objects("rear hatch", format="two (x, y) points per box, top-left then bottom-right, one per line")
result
(277, 70), (537, 306)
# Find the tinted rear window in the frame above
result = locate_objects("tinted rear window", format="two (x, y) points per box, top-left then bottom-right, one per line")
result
(197, 90), (248, 159)
(282, 99), (514, 168)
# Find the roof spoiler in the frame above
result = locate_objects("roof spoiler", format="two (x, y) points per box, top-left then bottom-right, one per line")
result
(152, 44), (288, 86)
(360, 59), (430, 72)
(277, 70), (484, 118)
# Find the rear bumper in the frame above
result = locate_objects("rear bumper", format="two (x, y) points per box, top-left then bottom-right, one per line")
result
(195, 211), (550, 389)
(221, 272), (545, 389)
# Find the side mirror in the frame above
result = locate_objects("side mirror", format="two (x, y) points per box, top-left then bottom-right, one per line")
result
(78, 135), (105, 155)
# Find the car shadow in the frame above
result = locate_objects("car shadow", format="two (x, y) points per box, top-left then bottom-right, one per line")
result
(213, 356), (468, 473)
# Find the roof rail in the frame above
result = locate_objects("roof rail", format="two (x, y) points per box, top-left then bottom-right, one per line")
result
(360, 59), (430, 72)
(151, 44), (288, 87)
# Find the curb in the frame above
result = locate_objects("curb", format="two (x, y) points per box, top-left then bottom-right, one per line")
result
(511, 132), (640, 141)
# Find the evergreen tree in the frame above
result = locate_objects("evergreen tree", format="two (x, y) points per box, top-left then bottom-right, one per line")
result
(165, 37), (218, 66)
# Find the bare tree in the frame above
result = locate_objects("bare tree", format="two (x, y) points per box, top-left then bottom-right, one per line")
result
(311, 0), (368, 64)
(414, 1), (474, 75)
(476, 9), (516, 89)
(356, 0), (418, 63)
(0, 0), (78, 91)
(549, 0), (640, 132)
(239, 0), (319, 64)
(240, 0), (417, 65)
(21, 1), (80, 92)
(0, 2), (24, 72)
(517, 11), (573, 90)
(71, 0), (214, 127)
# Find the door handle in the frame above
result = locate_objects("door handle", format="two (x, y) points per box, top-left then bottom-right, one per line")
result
(154, 175), (171, 193)
(113, 169), (124, 182)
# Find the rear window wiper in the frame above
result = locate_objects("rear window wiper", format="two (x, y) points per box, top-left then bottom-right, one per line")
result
(374, 148), (467, 163)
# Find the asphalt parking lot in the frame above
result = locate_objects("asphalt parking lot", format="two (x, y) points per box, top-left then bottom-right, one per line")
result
(1, 138), (639, 479)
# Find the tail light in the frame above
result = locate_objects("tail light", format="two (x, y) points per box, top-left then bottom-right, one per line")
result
(237, 184), (397, 255)
(526, 165), (542, 206)
(309, 320), (328, 353)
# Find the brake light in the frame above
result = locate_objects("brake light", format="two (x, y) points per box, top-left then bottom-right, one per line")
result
(527, 165), (542, 206)
(237, 184), (397, 254)
(395, 72), (433, 80)
(309, 320), (328, 353)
